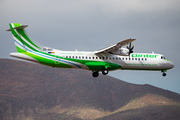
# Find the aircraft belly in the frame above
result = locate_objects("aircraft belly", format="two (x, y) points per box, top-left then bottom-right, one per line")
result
(10, 52), (39, 63)
(121, 61), (162, 70)
(54, 58), (89, 70)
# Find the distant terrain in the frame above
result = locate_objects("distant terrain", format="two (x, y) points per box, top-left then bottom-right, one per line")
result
(0, 59), (180, 120)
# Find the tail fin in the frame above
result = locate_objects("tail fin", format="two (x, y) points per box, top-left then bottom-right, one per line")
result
(6, 23), (44, 53)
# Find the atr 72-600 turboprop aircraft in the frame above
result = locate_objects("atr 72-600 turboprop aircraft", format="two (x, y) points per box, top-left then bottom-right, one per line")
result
(7, 23), (174, 77)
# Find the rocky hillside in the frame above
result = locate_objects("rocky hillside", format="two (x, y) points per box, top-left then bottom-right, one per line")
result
(0, 59), (180, 120)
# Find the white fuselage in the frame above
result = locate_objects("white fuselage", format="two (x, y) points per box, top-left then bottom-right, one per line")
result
(53, 50), (174, 71)
(10, 48), (174, 72)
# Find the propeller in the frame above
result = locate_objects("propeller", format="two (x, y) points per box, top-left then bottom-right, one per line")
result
(126, 43), (134, 55)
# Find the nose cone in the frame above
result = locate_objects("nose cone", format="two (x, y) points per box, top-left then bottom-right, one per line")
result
(169, 62), (174, 69)
(166, 61), (174, 69)
(164, 59), (174, 69)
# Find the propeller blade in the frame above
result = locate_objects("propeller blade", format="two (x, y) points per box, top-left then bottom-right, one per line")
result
(129, 43), (131, 49)
(127, 43), (134, 55)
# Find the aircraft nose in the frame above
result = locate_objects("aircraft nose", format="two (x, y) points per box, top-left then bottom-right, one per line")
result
(170, 62), (174, 68)
(168, 62), (174, 69)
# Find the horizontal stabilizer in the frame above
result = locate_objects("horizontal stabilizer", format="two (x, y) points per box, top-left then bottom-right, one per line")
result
(6, 25), (28, 31)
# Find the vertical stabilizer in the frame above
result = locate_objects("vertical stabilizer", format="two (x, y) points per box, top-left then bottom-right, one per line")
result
(6, 23), (44, 53)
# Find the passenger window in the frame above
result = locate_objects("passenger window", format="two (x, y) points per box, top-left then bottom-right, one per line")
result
(69, 56), (71, 58)
(126, 58), (127, 60)
(116, 57), (118, 60)
(106, 57), (108, 59)
(129, 58), (131, 60)
(96, 57), (98, 59)
(142, 58), (143, 60)
(135, 58), (137, 60)
(109, 57), (111, 60)
(72, 56), (74, 58)
(132, 58), (134, 60)
(82, 56), (84, 59)
(122, 58), (124, 60)
(86, 57), (88, 59)
(79, 56), (81, 59)
(119, 57), (121, 60)
(92, 57), (94, 59)
(99, 57), (101, 59)
(138, 58), (140, 60)
(76, 56), (78, 59)
(102, 57), (105, 59)
(66, 56), (68, 58)
(145, 58), (147, 61)
(113, 57), (114, 60)
(89, 57), (91, 59)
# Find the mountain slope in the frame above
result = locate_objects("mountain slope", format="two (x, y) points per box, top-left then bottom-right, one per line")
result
(97, 105), (180, 120)
(0, 59), (180, 120)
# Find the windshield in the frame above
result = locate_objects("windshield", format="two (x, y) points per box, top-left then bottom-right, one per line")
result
(161, 56), (166, 59)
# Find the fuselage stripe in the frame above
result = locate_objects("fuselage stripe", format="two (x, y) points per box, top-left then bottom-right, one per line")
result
(14, 39), (81, 68)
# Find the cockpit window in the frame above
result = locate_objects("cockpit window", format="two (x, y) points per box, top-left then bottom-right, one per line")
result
(161, 56), (166, 59)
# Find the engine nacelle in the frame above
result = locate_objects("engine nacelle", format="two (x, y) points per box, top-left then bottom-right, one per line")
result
(109, 48), (129, 56)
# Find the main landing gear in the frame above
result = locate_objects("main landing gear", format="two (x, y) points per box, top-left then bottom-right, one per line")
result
(92, 68), (109, 77)
(92, 71), (99, 77)
(161, 70), (167, 77)
(102, 68), (109, 75)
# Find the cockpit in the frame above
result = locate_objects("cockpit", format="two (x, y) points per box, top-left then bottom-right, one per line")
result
(161, 56), (166, 59)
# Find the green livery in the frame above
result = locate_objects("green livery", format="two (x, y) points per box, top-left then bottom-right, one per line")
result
(7, 23), (174, 77)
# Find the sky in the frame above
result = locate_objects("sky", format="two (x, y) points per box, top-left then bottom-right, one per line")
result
(0, 0), (180, 94)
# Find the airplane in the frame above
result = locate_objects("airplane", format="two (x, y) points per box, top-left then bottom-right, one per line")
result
(6, 23), (174, 77)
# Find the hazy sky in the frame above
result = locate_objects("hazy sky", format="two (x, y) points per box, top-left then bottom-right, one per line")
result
(0, 0), (180, 94)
